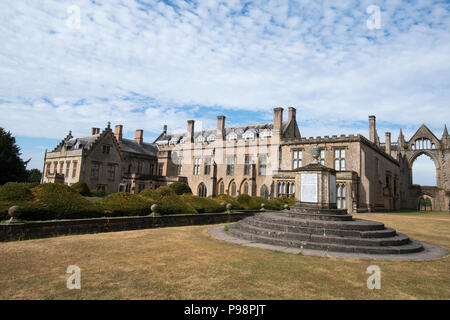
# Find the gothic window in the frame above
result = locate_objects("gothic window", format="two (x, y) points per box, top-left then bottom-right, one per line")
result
(230, 182), (237, 196)
(244, 155), (252, 175)
(260, 185), (269, 199)
(227, 156), (235, 175)
(243, 182), (249, 195)
(198, 183), (207, 197)
(219, 181), (225, 194)
(204, 157), (211, 175)
(334, 149), (346, 171)
(193, 158), (201, 175)
(259, 155), (267, 176)
(293, 150), (302, 169)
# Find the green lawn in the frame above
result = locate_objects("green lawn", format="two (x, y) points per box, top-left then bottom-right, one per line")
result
(0, 211), (448, 299)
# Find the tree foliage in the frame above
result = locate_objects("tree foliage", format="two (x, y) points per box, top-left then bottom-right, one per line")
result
(0, 128), (28, 185)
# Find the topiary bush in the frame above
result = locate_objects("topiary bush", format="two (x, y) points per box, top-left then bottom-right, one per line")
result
(181, 194), (225, 213)
(29, 183), (103, 220)
(168, 182), (192, 195)
(70, 182), (91, 196)
(0, 182), (33, 202)
(213, 194), (244, 210)
(95, 192), (152, 216)
(140, 187), (197, 215)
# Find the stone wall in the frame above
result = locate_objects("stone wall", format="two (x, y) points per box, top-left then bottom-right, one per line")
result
(0, 212), (255, 242)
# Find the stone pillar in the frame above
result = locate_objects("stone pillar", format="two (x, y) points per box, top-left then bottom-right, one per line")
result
(187, 120), (195, 143)
(288, 107), (296, 121)
(115, 125), (123, 142)
(135, 129), (143, 146)
(385, 132), (391, 155)
(217, 116), (225, 140)
(369, 115), (376, 143)
(273, 107), (283, 133)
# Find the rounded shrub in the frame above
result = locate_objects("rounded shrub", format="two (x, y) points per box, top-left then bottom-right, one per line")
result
(140, 187), (196, 215)
(168, 182), (192, 195)
(181, 194), (225, 213)
(0, 182), (33, 202)
(23, 183), (103, 220)
(70, 182), (91, 196)
(95, 192), (152, 216)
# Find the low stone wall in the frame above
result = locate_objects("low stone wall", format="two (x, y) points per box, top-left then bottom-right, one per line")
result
(0, 211), (256, 242)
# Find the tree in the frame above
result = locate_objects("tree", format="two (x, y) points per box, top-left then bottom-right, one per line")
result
(0, 127), (29, 185)
(26, 168), (42, 183)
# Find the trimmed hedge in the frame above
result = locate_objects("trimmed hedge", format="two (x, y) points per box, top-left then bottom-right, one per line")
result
(70, 182), (91, 196)
(95, 192), (152, 217)
(0, 182), (293, 222)
(0, 183), (103, 221)
(0, 182), (33, 202)
(140, 187), (197, 215)
(168, 182), (192, 195)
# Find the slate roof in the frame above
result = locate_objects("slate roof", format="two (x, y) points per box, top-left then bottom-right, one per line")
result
(53, 133), (158, 157)
(155, 121), (288, 145)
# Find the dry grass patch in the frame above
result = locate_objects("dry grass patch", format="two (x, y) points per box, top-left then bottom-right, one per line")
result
(0, 212), (448, 299)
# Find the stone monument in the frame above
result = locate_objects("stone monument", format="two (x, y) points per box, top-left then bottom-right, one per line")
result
(226, 146), (426, 256)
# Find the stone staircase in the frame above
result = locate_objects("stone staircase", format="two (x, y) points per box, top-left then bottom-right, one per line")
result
(228, 210), (424, 255)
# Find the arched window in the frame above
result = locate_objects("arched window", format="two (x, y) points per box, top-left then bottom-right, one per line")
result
(243, 182), (249, 195)
(218, 181), (224, 195)
(230, 182), (237, 196)
(198, 183), (207, 197)
(260, 185), (269, 199)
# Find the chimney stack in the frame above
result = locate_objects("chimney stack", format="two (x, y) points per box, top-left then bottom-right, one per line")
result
(288, 107), (296, 122)
(369, 115), (376, 143)
(187, 120), (195, 143)
(217, 116), (226, 140)
(135, 129), (143, 146)
(274, 107), (283, 132)
(115, 125), (123, 142)
(92, 128), (100, 135)
(385, 132), (391, 155)
(163, 125), (167, 134)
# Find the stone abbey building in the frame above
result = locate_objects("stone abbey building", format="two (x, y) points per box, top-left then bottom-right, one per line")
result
(41, 107), (450, 212)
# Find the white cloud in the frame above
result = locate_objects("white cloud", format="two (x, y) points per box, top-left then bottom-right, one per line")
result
(0, 0), (448, 144)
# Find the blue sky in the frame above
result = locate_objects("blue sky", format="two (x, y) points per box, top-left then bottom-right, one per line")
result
(1, 0), (449, 185)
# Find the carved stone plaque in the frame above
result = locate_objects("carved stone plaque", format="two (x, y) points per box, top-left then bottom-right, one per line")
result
(301, 173), (318, 203)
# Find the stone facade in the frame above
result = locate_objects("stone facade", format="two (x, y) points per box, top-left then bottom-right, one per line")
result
(42, 108), (449, 212)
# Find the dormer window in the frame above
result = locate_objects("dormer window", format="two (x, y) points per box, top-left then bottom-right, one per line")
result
(243, 132), (254, 141)
(207, 135), (216, 142)
(227, 134), (237, 142)
(196, 136), (205, 143)
(260, 131), (272, 139)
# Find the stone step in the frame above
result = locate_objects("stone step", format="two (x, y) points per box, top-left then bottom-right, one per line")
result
(235, 222), (410, 247)
(228, 227), (424, 255)
(290, 207), (348, 215)
(253, 212), (386, 231)
(243, 217), (397, 239)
